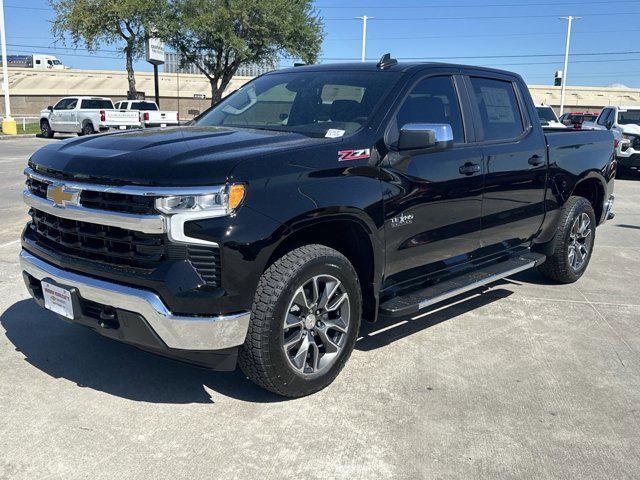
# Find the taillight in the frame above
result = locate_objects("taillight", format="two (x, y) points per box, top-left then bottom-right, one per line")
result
(143, 112), (150, 121)
(575, 123), (582, 129)
(100, 110), (105, 122)
(614, 138), (619, 149)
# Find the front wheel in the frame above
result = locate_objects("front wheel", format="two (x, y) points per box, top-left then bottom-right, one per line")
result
(239, 244), (362, 397)
(40, 120), (54, 138)
(538, 196), (596, 283)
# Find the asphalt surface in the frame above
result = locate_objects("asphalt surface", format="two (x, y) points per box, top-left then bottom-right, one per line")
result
(1, 137), (639, 480)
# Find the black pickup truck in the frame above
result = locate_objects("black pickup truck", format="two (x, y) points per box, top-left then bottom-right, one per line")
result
(21, 56), (615, 397)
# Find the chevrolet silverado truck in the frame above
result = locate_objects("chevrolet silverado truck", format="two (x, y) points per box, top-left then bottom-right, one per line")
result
(583, 106), (640, 174)
(21, 56), (616, 397)
(40, 97), (141, 137)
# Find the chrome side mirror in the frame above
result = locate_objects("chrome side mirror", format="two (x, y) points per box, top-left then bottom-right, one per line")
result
(398, 123), (454, 152)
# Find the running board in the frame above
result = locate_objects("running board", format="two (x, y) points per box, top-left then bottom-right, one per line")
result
(379, 252), (546, 318)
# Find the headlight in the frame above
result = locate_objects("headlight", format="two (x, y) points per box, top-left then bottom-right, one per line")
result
(155, 184), (245, 216)
(156, 184), (245, 246)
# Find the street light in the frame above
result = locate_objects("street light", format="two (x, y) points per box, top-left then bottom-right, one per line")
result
(0, 0), (16, 134)
(559, 15), (581, 116)
(355, 16), (374, 62)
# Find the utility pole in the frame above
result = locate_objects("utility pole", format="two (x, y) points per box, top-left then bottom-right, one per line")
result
(355, 16), (374, 62)
(0, 0), (16, 135)
(559, 15), (581, 115)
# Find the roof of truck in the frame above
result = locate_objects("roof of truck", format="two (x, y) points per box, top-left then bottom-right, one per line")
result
(274, 61), (522, 78)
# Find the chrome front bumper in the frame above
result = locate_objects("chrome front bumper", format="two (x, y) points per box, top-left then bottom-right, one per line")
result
(20, 250), (250, 351)
(604, 194), (615, 222)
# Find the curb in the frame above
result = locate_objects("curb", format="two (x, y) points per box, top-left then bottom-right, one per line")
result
(0, 134), (38, 140)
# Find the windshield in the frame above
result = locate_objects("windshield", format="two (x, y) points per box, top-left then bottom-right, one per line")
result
(618, 110), (640, 125)
(131, 101), (158, 111)
(51, 60), (62, 65)
(81, 99), (114, 109)
(195, 71), (401, 137)
(536, 106), (558, 123)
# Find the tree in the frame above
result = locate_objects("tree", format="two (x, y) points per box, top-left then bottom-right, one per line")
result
(163, 0), (324, 105)
(50, 0), (167, 99)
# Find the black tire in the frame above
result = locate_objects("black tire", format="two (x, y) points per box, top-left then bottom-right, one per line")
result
(40, 120), (54, 138)
(239, 244), (362, 397)
(537, 196), (597, 283)
(80, 122), (95, 136)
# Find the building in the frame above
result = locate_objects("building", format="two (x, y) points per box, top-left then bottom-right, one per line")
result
(164, 52), (278, 77)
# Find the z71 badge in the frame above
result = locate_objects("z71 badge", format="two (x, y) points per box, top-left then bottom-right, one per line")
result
(338, 149), (371, 162)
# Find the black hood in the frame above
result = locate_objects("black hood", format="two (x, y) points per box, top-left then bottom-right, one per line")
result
(29, 126), (326, 186)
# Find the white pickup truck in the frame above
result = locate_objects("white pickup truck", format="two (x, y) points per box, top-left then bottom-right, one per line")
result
(583, 106), (640, 174)
(40, 97), (141, 138)
(114, 100), (179, 128)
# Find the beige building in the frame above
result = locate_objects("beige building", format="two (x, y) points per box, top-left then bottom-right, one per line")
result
(2, 67), (640, 119)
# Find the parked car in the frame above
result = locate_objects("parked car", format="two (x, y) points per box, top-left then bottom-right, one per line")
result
(559, 111), (599, 129)
(583, 106), (640, 173)
(535, 104), (565, 128)
(22, 56), (615, 397)
(114, 100), (180, 128)
(40, 97), (141, 137)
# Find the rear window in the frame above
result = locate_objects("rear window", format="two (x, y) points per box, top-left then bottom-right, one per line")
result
(130, 101), (158, 111)
(470, 77), (524, 141)
(81, 99), (114, 110)
(618, 110), (640, 126)
(536, 106), (558, 123)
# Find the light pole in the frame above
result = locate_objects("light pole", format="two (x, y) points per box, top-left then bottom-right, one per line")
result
(559, 15), (581, 116)
(356, 16), (374, 62)
(0, 0), (16, 134)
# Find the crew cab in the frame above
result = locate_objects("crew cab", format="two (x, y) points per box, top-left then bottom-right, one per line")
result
(21, 57), (615, 397)
(114, 100), (180, 128)
(583, 106), (640, 174)
(40, 97), (141, 138)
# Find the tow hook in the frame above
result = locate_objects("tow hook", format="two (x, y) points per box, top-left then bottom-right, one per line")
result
(99, 308), (119, 329)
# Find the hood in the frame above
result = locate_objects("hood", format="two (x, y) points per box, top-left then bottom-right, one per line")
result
(620, 124), (640, 136)
(29, 126), (327, 186)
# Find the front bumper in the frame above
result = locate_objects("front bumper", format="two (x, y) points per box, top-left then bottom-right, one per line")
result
(617, 152), (640, 171)
(20, 250), (250, 352)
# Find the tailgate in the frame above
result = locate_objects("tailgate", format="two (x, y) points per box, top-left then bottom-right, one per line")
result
(104, 110), (141, 127)
(146, 111), (179, 124)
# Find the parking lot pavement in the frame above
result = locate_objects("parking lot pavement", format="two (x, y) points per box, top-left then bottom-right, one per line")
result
(1, 140), (639, 480)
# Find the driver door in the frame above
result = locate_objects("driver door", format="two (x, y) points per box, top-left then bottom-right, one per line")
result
(382, 74), (485, 281)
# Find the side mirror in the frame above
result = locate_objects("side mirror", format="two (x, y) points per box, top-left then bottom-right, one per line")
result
(47, 106), (53, 112)
(605, 121), (613, 130)
(398, 123), (453, 152)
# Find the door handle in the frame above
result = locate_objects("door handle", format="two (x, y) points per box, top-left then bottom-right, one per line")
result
(528, 155), (544, 166)
(459, 162), (481, 175)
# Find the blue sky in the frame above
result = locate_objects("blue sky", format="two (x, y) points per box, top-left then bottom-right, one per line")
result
(4, 0), (640, 87)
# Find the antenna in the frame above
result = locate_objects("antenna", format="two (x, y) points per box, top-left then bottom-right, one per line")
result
(377, 53), (397, 70)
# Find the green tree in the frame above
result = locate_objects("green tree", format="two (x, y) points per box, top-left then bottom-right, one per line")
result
(164, 0), (324, 105)
(50, 0), (167, 99)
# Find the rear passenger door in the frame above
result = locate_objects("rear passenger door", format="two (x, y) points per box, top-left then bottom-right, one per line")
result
(465, 74), (547, 254)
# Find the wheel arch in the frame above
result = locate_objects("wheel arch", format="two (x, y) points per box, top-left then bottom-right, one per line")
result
(266, 211), (383, 323)
(571, 174), (606, 224)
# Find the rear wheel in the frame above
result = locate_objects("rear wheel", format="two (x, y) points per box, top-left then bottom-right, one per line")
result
(40, 120), (54, 138)
(239, 244), (362, 397)
(538, 196), (596, 283)
(80, 122), (95, 136)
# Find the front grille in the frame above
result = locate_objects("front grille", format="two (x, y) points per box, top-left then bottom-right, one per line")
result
(26, 177), (156, 215)
(28, 209), (220, 285)
(632, 136), (640, 150)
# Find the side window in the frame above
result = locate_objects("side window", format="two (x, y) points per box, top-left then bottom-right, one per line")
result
(66, 99), (78, 110)
(607, 109), (616, 125)
(469, 77), (524, 141)
(395, 76), (465, 143)
(597, 109), (609, 126)
(53, 99), (68, 110)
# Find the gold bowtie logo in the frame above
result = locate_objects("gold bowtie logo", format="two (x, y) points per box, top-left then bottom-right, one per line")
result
(47, 184), (80, 207)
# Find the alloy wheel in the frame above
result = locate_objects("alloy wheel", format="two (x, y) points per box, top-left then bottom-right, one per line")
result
(568, 212), (592, 271)
(282, 274), (350, 376)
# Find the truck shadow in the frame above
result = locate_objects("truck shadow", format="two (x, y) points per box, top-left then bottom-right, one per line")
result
(0, 300), (282, 405)
(357, 288), (513, 351)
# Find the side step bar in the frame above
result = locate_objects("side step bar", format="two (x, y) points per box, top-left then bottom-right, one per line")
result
(379, 252), (546, 318)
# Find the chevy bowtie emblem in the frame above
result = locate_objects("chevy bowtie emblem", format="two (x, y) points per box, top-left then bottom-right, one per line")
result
(47, 183), (81, 207)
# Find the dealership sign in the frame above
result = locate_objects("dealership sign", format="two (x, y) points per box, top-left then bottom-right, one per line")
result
(146, 37), (165, 65)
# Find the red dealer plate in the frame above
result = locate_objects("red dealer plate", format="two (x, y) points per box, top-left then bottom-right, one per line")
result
(41, 281), (75, 319)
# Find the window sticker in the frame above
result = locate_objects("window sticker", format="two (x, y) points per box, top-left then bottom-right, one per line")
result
(325, 128), (346, 138)
(480, 86), (516, 124)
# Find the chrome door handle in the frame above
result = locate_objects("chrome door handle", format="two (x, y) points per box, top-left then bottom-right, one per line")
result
(528, 155), (544, 166)
(459, 162), (481, 175)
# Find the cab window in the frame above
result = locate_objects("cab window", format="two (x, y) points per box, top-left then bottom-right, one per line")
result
(597, 109), (611, 126)
(469, 77), (524, 141)
(395, 75), (465, 144)
(53, 99), (69, 110)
